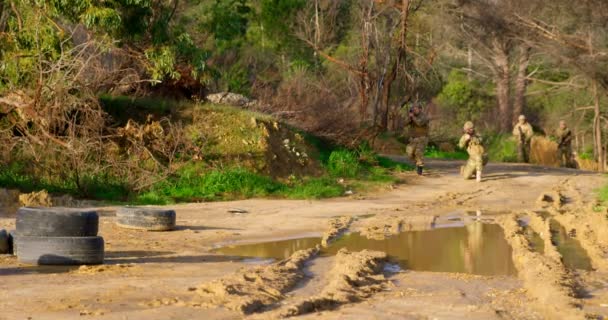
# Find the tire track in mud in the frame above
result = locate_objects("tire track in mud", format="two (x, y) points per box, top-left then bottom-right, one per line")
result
(177, 216), (386, 316)
(497, 214), (585, 319)
(279, 249), (388, 318)
(530, 185), (608, 318)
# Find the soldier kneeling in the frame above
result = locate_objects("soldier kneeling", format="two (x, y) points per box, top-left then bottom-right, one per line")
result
(459, 121), (488, 182)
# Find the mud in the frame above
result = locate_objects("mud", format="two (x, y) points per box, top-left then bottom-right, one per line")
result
(497, 215), (585, 319)
(358, 215), (435, 240)
(321, 216), (352, 247)
(194, 247), (318, 314)
(280, 249), (387, 317)
(326, 224), (516, 276)
(0, 160), (606, 319)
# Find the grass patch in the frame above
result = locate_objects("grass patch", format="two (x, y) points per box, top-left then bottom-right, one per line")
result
(424, 145), (468, 160)
(0, 163), (130, 201)
(486, 134), (518, 162)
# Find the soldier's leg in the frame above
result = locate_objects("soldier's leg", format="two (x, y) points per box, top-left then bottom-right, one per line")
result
(524, 142), (530, 163)
(517, 143), (525, 162)
(414, 138), (427, 167)
(558, 148), (567, 167)
(462, 159), (476, 179)
(474, 156), (483, 182)
(406, 143), (415, 163)
(565, 146), (574, 168)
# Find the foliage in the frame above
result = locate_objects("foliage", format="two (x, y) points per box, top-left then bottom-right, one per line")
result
(425, 145), (468, 160)
(486, 135), (519, 163)
(437, 70), (492, 124)
(327, 150), (361, 178)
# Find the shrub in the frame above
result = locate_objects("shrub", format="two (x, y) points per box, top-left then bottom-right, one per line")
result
(327, 150), (360, 178)
(486, 134), (518, 162)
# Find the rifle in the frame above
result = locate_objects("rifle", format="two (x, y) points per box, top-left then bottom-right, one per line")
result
(558, 130), (572, 148)
(518, 126), (525, 145)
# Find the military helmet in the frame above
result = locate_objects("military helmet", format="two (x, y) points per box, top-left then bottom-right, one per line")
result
(463, 121), (474, 130)
(518, 115), (526, 121)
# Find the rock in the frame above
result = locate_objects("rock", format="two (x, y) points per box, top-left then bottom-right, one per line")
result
(18, 190), (52, 207)
(228, 208), (249, 214)
(206, 92), (251, 107)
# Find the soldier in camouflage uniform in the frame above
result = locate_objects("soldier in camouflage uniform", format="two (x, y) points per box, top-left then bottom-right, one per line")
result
(512, 115), (534, 163)
(459, 121), (487, 182)
(403, 102), (429, 176)
(555, 120), (573, 168)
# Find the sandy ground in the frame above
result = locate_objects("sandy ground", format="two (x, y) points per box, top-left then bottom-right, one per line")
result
(0, 159), (607, 319)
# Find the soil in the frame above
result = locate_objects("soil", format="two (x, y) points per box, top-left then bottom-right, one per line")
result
(0, 159), (607, 319)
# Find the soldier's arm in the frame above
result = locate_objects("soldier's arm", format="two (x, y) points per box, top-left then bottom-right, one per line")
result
(412, 113), (429, 126)
(526, 125), (534, 140)
(458, 134), (469, 149)
(512, 125), (520, 136)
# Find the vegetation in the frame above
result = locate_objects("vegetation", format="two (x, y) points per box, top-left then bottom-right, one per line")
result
(2, 0), (608, 204)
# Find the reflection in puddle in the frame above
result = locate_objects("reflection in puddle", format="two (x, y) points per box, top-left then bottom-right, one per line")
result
(213, 237), (321, 260)
(523, 227), (545, 254)
(549, 219), (593, 271)
(517, 217), (545, 254)
(325, 224), (516, 276)
(213, 224), (516, 276)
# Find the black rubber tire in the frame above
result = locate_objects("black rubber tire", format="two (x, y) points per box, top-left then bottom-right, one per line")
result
(116, 207), (176, 231)
(16, 207), (99, 237)
(8, 230), (16, 255)
(17, 236), (104, 265)
(0, 229), (9, 254)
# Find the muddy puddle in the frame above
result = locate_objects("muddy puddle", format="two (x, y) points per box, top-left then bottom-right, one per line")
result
(549, 219), (593, 270)
(213, 237), (322, 260)
(517, 217), (545, 254)
(214, 223), (517, 276)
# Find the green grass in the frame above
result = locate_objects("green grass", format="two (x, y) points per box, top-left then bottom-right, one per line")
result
(424, 145), (468, 160)
(486, 134), (519, 162)
(0, 163), (130, 201)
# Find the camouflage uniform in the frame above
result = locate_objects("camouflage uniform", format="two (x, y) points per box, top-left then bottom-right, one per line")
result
(512, 122), (534, 163)
(555, 127), (573, 168)
(459, 131), (487, 180)
(404, 112), (429, 168)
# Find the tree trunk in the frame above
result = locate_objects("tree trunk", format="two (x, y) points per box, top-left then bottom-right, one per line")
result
(492, 39), (511, 132)
(513, 46), (530, 123)
(593, 81), (605, 171)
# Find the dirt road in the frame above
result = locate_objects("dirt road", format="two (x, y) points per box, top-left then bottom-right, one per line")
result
(1, 160), (607, 319)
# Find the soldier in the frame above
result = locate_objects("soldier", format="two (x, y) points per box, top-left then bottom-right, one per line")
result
(512, 115), (534, 163)
(403, 102), (429, 175)
(555, 120), (573, 168)
(459, 121), (487, 182)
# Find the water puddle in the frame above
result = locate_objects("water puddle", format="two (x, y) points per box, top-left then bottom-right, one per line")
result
(517, 217), (545, 254)
(549, 219), (593, 271)
(213, 223), (516, 276)
(213, 237), (321, 260)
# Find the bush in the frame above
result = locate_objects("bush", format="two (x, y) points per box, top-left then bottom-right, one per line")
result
(139, 167), (283, 203)
(282, 177), (345, 199)
(486, 134), (518, 162)
(327, 150), (360, 178)
(425, 145), (468, 160)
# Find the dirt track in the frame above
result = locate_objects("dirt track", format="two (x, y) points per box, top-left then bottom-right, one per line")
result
(1, 160), (607, 319)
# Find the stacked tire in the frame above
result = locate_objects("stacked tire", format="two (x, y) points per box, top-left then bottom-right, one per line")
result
(13, 207), (104, 265)
(116, 207), (176, 231)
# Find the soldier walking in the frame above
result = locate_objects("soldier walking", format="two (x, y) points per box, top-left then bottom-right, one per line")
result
(403, 102), (429, 176)
(459, 121), (487, 182)
(512, 115), (534, 163)
(555, 120), (573, 168)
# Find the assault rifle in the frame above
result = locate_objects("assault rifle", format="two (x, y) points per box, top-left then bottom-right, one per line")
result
(558, 130), (572, 148)
(518, 126), (525, 145)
